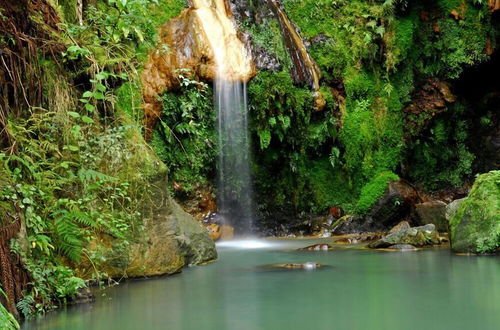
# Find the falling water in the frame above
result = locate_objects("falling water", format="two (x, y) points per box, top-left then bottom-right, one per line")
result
(215, 79), (254, 233)
(193, 0), (255, 233)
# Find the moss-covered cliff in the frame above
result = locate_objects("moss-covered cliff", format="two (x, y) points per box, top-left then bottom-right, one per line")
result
(149, 0), (499, 232)
(0, 0), (215, 322)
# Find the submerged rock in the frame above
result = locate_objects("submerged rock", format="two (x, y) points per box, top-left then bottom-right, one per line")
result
(369, 224), (440, 249)
(274, 262), (322, 270)
(388, 244), (418, 251)
(415, 201), (448, 232)
(298, 243), (332, 251)
(449, 170), (500, 254)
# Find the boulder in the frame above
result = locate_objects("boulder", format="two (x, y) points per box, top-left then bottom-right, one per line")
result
(449, 171), (500, 254)
(415, 201), (448, 232)
(206, 223), (221, 241)
(84, 184), (217, 279)
(363, 180), (423, 232)
(445, 198), (466, 221)
(389, 221), (411, 233)
(369, 224), (440, 248)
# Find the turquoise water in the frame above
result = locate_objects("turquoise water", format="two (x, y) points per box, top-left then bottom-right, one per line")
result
(24, 239), (500, 330)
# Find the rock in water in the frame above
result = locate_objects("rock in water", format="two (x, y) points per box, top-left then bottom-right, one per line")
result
(449, 170), (500, 254)
(389, 221), (411, 233)
(415, 201), (448, 232)
(388, 244), (418, 251)
(369, 224), (440, 248)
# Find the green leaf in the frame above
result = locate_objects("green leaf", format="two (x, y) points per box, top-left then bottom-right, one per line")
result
(82, 91), (93, 98)
(93, 92), (105, 100)
(81, 115), (94, 124)
(68, 111), (80, 118)
(64, 145), (79, 152)
(85, 104), (95, 112)
(96, 83), (106, 92)
(95, 72), (107, 80)
(134, 27), (144, 42)
(79, 98), (88, 104)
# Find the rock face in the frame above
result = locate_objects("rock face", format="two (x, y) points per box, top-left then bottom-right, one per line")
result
(141, 0), (255, 136)
(88, 180), (217, 278)
(489, 0), (500, 12)
(369, 224), (440, 249)
(267, 0), (325, 110)
(363, 180), (423, 232)
(449, 171), (500, 254)
(415, 201), (448, 232)
(445, 198), (466, 222)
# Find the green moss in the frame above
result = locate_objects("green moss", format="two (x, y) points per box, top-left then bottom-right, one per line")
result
(449, 170), (500, 253)
(115, 81), (142, 122)
(355, 171), (399, 214)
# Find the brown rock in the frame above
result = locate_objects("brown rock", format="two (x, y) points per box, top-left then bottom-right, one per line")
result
(219, 225), (235, 240)
(298, 243), (332, 251)
(206, 223), (221, 241)
(489, 0), (500, 12)
(415, 201), (448, 232)
(141, 0), (256, 137)
(389, 221), (411, 233)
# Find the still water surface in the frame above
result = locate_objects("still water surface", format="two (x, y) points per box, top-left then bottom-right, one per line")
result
(24, 238), (500, 330)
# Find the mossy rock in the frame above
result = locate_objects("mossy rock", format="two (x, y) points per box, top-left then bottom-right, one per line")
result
(449, 171), (500, 254)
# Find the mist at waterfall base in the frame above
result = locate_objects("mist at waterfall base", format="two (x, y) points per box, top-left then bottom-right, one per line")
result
(215, 78), (255, 235)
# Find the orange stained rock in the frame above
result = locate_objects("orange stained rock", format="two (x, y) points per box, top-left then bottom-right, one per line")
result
(141, 0), (255, 137)
(268, 0), (325, 111)
(489, 0), (500, 12)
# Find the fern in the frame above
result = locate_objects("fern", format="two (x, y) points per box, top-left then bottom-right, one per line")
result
(78, 168), (116, 183)
(54, 211), (84, 262)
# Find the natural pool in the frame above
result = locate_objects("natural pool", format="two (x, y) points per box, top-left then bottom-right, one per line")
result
(24, 239), (500, 330)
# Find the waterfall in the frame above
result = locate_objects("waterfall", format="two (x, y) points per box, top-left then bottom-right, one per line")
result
(193, 0), (255, 233)
(215, 79), (254, 233)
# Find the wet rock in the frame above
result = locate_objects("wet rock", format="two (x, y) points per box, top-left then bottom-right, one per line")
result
(334, 233), (384, 244)
(389, 221), (411, 233)
(206, 223), (221, 241)
(253, 45), (282, 71)
(445, 198), (466, 221)
(267, 0), (325, 110)
(142, 0), (256, 136)
(489, 0), (500, 12)
(86, 183), (217, 279)
(219, 225), (235, 240)
(387, 244), (418, 251)
(403, 79), (456, 137)
(369, 224), (440, 248)
(298, 243), (332, 251)
(449, 170), (500, 254)
(354, 180), (427, 234)
(415, 201), (448, 232)
(275, 262), (322, 270)
(331, 215), (374, 234)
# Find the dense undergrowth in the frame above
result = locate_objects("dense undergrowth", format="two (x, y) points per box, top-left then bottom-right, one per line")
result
(154, 0), (497, 220)
(0, 0), (185, 323)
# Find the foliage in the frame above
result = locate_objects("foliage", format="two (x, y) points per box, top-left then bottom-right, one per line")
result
(152, 71), (216, 194)
(0, 287), (19, 330)
(355, 171), (399, 214)
(449, 170), (500, 254)
(405, 102), (475, 190)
